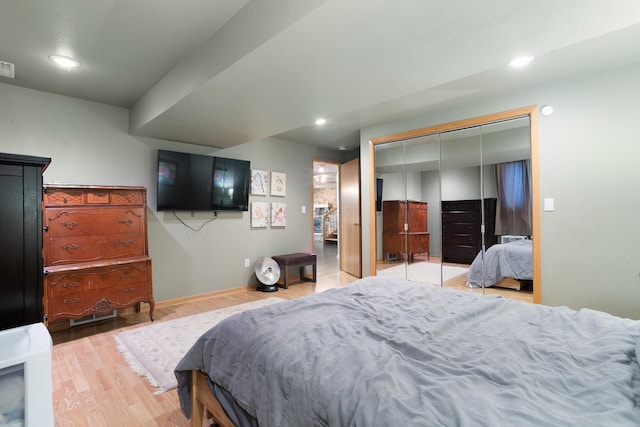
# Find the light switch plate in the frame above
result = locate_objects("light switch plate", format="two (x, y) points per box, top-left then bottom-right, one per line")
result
(544, 198), (554, 211)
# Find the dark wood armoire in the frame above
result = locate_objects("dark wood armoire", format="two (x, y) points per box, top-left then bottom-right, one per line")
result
(0, 153), (50, 331)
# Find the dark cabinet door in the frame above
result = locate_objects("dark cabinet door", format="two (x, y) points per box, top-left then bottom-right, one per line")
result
(0, 153), (50, 330)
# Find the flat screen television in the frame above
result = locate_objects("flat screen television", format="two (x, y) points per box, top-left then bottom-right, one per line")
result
(157, 149), (250, 212)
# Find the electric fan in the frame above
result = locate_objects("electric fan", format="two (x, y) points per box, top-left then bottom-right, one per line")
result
(255, 257), (280, 292)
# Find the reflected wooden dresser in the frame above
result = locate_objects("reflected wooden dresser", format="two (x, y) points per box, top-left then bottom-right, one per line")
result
(42, 185), (154, 325)
(441, 198), (497, 264)
(382, 200), (429, 262)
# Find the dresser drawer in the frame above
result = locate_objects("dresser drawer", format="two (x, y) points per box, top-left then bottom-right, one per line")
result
(44, 207), (144, 237)
(47, 282), (150, 320)
(45, 261), (150, 297)
(442, 245), (478, 263)
(111, 189), (145, 205)
(442, 222), (479, 234)
(442, 210), (479, 223)
(44, 233), (146, 265)
(44, 186), (146, 207)
(44, 187), (86, 206)
(442, 233), (479, 246)
(442, 200), (480, 211)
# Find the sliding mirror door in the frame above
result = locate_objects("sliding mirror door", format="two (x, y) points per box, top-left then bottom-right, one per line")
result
(440, 126), (485, 287)
(440, 116), (532, 292)
(469, 117), (532, 292)
(375, 134), (441, 285)
(371, 107), (536, 301)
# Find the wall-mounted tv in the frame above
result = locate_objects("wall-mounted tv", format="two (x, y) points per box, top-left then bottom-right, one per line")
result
(157, 149), (250, 212)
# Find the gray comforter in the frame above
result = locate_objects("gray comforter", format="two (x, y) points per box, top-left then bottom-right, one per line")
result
(467, 239), (532, 288)
(175, 276), (640, 426)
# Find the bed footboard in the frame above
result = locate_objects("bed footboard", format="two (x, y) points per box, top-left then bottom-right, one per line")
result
(191, 370), (235, 427)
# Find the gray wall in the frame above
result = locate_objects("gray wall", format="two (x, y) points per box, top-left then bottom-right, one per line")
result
(0, 82), (342, 302)
(361, 61), (640, 319)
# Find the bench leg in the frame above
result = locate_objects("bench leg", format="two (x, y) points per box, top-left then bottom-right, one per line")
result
(299, 263), (317, 282)
(282, 266), (289, 289)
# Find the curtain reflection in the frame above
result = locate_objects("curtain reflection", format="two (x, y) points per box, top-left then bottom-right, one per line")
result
(495, 159), (532, 236)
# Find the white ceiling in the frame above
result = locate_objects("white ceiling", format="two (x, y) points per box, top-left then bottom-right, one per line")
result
(2, 0), (640, 152)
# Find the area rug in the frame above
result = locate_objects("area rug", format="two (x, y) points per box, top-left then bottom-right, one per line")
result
(115, 297), (285, 394)
(377, 262), (468, 286)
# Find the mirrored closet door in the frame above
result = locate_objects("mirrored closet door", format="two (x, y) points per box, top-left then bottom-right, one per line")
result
(373, 111), (533, 296)
(375, 134), (442, 286)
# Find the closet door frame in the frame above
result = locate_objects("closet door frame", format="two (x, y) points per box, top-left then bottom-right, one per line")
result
(368, 105), (541, 303)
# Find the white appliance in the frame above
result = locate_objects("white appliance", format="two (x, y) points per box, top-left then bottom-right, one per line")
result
(0, 323), (54, 426)
(500, 235), (528, 244)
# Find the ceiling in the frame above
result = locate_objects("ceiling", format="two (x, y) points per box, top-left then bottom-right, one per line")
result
(2, 0), (640, 152)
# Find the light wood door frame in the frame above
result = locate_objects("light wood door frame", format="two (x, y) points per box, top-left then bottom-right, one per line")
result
(368, 105), (541, 303)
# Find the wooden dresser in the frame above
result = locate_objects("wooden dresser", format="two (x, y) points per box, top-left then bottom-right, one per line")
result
(441, 198), (496, 264)
(382, 200), (429, 262)
(42, 185), (154, 325)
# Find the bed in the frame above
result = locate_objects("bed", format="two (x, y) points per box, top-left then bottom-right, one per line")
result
(466, 239), (532, 290)
(175, 276), (640, 426)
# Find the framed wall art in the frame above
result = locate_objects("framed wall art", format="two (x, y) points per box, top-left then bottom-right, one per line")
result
(271, 171), (286, 197)
(251, 202), (269, 227)
(271, 202), (287, 227)
(251, 169), (268, 195)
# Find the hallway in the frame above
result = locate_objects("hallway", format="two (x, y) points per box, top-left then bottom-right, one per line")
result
(314, 238), (339, 275)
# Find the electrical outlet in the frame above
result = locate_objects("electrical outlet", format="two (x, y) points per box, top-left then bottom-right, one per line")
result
(244, 258), (250, 268)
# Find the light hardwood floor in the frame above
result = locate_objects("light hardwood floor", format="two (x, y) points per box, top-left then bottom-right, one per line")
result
(50, 250), (531, 426)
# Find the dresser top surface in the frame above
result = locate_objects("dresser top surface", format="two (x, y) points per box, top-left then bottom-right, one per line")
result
(44, 184), (146, 191)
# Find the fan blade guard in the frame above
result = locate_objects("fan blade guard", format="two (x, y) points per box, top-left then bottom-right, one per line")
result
(255, 257), (281, 285)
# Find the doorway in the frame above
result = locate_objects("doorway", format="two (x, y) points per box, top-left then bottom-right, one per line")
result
(312, 160), (340, 274)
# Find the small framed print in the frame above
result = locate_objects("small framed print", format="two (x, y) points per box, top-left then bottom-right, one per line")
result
(251, 169), (268, 195)
(271, 202), (287, 227)
(251, 202), (269, 227)
(271, 172), (286, 197)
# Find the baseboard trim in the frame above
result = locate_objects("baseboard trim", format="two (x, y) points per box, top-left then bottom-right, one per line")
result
(141, 284), (257, 311)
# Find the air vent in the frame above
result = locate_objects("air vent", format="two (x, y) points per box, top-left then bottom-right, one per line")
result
(0, 61), (15, 78)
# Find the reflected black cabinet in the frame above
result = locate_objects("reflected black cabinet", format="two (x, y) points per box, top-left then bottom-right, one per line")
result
(441, 198), (496, 265)
(0, 153), (50, 331)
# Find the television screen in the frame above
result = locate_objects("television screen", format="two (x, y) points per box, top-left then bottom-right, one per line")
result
(157, 150), (250, 212)
(211, 156), (250, 211)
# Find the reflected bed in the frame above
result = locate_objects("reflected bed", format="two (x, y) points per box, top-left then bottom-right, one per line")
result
(466, 239), (533, 290)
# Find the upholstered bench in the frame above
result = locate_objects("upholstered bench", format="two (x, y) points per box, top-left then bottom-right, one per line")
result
(272, 253), (317, 289)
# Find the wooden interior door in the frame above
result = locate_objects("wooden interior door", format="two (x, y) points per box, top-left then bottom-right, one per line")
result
(339, 158), (361, 277)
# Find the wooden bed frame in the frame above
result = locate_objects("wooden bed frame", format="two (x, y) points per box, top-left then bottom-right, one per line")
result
(191, 370), (235, 427)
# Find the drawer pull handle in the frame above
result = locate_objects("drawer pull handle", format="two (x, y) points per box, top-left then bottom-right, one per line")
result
(62, 282), (80, 288)
(63, 298), (80, 304)
(122, 287), (136, 293)
(62, 244), (79, 251)
(121, 273), (135, 279)
(119, 240), (134, 246)
(60, 221), (78, 229)
(119, 219), (133, 225)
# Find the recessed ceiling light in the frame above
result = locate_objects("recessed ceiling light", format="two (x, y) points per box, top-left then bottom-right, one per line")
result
(315, 118), (327, 125)
(49, 55), (82, 69)
(508, 56), (534, 68)
(540, 105), (554, 116)
(338, 145), (347, 151)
